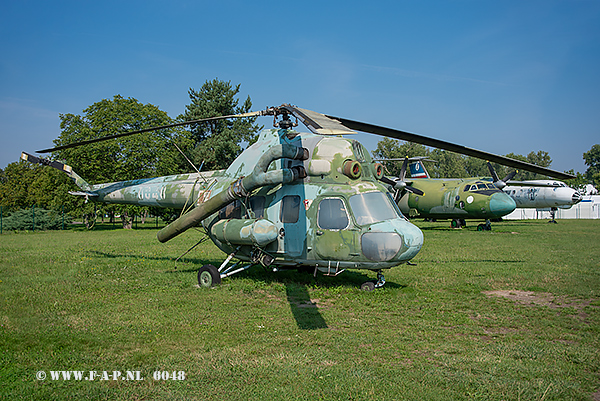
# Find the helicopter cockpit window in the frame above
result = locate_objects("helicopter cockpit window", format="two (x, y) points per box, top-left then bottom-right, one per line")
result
(219, 200), (242, 220)
(476, 184), (487, 190)
(487, 184), (497, 189)
(464, 185), (471, 192)
(318, 198), (349, 230)
(349, 192), (399, 226)
(249, 196), (265, 219)
(280, 195), (301, 223)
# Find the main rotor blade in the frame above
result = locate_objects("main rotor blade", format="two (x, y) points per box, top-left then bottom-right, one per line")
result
(282, 105), (356, 136)
(36, 111), (264, 154)
(326, 115), (575, 180)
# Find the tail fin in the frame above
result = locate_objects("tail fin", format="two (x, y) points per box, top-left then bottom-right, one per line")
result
(21, 152), (92, 192)
(409, 159), (430, 178)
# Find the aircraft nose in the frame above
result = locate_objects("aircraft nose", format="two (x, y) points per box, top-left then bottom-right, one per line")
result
(360, 221), (423, 263)
(489, 192), (516, 217)
(572, 191), (582, 204)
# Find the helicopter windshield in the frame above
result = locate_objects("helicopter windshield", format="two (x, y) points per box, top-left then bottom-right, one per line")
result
(349, 192), (400, 225)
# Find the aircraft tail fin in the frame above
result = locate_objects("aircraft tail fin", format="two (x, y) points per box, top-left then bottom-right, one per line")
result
(409, 159), (430, 178)
(21, 152), (93, 191)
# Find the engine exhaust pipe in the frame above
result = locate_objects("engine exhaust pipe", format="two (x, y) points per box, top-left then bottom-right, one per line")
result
(157, 144), (308, 243)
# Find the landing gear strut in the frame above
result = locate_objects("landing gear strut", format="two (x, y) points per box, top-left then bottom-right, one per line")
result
(360, 270), (386, 291)
(477, 220), (492, 231)
(549, 207), (558, 223)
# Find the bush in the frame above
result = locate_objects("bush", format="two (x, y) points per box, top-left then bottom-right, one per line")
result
(1, 208), (71, 231)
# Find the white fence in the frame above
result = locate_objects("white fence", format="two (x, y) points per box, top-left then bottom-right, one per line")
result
(504, 195), (600, 220)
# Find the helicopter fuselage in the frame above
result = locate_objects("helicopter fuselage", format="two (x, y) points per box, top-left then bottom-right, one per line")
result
(202, 129), (423, 271)
(55, 128), (424, 272)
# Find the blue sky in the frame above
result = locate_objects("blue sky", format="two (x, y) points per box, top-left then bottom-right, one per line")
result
(1, 0), (599, 175)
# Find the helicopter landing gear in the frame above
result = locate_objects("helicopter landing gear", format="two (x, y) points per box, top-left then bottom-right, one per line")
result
(477, 220), (492, 231)
(360, 270), (386, 291)
(198, 264), (221, 288)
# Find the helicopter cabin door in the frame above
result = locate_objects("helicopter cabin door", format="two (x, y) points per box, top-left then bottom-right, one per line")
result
(275, 194), (305, 257)
(313, 197), (358, 261)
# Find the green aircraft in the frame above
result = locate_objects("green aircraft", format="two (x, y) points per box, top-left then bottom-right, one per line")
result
(22, 105), (574, 290)
(381, 158), (518, 230)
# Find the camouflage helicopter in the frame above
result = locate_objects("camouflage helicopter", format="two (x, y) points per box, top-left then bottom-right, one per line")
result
(22, 105), (574, 290)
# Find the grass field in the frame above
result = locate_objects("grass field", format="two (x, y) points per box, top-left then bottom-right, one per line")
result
(1, 219), (599, 400)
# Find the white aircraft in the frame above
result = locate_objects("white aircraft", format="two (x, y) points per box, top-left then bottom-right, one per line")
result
(487, 163), (582, 222)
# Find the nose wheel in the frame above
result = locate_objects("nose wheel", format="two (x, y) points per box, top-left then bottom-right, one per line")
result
(360, 270), (386, 291)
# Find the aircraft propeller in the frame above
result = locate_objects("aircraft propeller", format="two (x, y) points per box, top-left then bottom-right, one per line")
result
(380, 157), (425, 202)
(486, 162), (517, 189)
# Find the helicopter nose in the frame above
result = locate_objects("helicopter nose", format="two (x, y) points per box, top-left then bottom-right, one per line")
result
(361, 220), (423, 262)
(489, 192), (516, 217)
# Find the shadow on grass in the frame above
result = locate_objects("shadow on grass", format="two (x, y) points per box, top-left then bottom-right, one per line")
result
(88, 247), (408, 330)
(285, 283), (328, 330)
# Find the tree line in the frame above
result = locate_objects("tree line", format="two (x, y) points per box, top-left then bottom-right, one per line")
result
(373, 138), (600, 192)
(0, 79), (259, 229)
(1, 77), (599, 230)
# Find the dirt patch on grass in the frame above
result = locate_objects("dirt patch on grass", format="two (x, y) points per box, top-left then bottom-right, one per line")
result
(483, 290), (596, 319)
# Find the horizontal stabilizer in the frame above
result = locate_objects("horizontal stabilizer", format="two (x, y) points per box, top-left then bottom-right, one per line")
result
(69, 191), (99, 197)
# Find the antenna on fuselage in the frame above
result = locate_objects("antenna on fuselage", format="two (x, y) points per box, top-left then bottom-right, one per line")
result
(173, 143), (208, 184)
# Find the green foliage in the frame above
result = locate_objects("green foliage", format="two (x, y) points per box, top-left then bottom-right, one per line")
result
(0, 161), (83, 213)
(49, 95), (194, 228)
(372, 138), (558, 181)
(54, 95), (192, 183)
(181, 78), (261, 170)
(583, 144), (600, 187)
(1, 207), (71, 231)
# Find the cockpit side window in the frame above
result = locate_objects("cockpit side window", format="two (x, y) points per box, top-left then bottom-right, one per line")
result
(477, 184), (487, 190)
(464, 185), (471, 192)
(317, 198), (349, 230)
(349, 192), (399, 226)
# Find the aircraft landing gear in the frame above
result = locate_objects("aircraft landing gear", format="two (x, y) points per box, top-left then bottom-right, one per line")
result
(549, 207), (558, 223)
(451, 219), (466, 229)
(477, 220), (492, 231)
(198, 264), (221, 288)
(360, 270), (386, 291)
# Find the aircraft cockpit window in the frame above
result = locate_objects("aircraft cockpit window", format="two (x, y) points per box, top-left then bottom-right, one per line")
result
(464, 185), (471, 192)
(280, 195), (301, 223)
(249, 196), (265, 219)
(349, 192), (399, 226)
(476, 184), (487, 190)
(219, 200), (242, 220)
(487, 184), (496, 189)
(317, 198), (349, 230)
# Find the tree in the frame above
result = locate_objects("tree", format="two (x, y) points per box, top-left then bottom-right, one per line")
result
(54, 95), (192, 183)
(52, 95), (193, 228)
(372, 138), (430, 177)
(583, 144), (600, 188)
(181, 79), (261, 170)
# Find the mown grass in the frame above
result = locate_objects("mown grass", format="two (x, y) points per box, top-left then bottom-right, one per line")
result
(1, 220), (599, 400)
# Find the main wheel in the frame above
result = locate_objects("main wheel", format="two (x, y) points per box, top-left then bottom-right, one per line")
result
(360, 281), (376, 291)
(198, 264), (221, 288)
